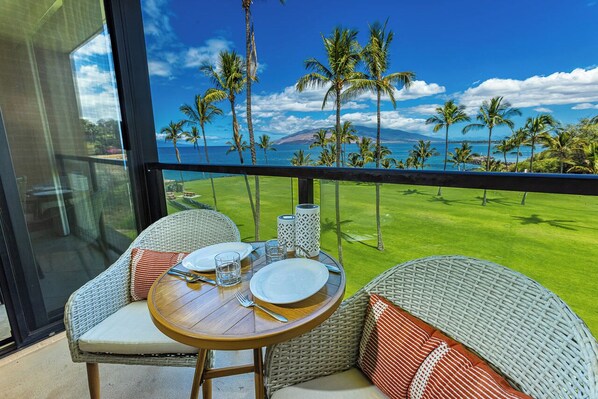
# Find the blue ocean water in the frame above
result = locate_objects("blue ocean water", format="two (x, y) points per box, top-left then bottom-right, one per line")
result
(159, 142), (532, 182)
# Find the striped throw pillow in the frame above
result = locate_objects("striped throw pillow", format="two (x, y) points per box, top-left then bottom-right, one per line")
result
(130, 248), (188, 301)
(408, 331), (533, 399)
(358, 294), (441, 399)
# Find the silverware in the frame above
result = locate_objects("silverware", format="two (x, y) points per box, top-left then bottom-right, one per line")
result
(168, 269), (216, 285)
(235, 292), (288, 323)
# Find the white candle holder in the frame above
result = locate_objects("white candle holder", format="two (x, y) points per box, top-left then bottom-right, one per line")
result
(277, 214), (296, 253)
(295, 204), (320, 258)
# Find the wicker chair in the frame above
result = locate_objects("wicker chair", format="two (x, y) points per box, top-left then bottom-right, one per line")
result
(265, 255), (598, 398)
(64, 209), (240, 399)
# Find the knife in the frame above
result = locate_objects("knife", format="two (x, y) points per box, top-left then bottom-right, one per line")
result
(168, 269), (216, 285)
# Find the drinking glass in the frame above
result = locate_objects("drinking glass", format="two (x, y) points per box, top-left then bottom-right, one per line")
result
(265, 239), (286, 264)
(214, 251), (241, 287)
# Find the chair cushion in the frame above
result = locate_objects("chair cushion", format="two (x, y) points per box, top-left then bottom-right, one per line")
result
(358, 294), (440, 399)
(78, 301), (197, 355)
(408, 331), (532, 399)
(271, 368), (388, 399)
(130, 248), (187, 301)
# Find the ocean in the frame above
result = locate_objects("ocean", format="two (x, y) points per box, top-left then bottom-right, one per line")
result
(158, 142), (533, 182)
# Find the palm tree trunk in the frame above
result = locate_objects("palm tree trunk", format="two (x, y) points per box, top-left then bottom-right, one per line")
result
(335, 89), (343, 264)
(438, 125), (449, 196)
(201, 124), (218, 210)
(482, 127), (492, 206)
(174, 144), (185, 192)
(231, 99), (256, 226)
(244, 6), (260, 240)
(521, 140), (535, 206)
(375, 90), (384, 251)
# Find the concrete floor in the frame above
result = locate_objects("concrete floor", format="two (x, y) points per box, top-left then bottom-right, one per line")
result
(0, 333), (254, 399)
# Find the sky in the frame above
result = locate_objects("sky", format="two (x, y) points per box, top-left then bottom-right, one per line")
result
(133, 0), (598, 144)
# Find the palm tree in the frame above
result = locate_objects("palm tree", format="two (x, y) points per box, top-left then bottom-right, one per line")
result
(161, 120), (185, 191)
(508, 128), (526, 172)
(180, 89), (225, 209)
(226, 135), (249, 156)
(348, 21), (413, 250)
(493, 138), (512, 166)
(310, 128), (330, 150)
(258, 134), (276, 164)
(426, 100), (470, 195)
(201, 50), (257, 233)
(568, 142), (598, 174)
(411, 140), (438, 170)
(330, 121), (358, 165)
(449, 142), (475, 171)
(290, 149), (313, 166)
(590, 115), (598, 125)
(541, 127), (577, 173)
(406, 153), (420, 169)
(346, 152), (364, 167)
(317, 145), (336, 166)
(520, 114), (557, 205)
(296, 27), (363, 264)
(357, 136), (374, 165)
(463, 96), (521, 205)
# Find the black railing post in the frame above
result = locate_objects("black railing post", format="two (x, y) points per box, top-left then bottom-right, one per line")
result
(298, 178), (314, 204)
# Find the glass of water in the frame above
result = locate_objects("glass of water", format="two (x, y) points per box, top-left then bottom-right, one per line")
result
(214, 251), (241, 287)
(265, 239), (286, 264)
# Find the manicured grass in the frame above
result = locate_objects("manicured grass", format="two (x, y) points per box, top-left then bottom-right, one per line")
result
(168, 175), (598, 338)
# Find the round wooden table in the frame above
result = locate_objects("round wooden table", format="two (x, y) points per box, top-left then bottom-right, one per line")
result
(148, 242), (345, 399)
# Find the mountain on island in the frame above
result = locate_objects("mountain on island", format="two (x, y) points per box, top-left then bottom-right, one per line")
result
(274, 125), (439, 145)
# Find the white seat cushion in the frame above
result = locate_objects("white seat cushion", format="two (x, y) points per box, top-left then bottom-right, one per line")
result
(271, 368), (388, 399)
(78, 301), (197, 355)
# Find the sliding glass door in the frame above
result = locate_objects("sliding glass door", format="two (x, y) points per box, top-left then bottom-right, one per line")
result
(0, 0), (138, 345)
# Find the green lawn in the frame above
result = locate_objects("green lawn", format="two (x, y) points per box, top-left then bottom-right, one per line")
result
(168, 175), (598, 338)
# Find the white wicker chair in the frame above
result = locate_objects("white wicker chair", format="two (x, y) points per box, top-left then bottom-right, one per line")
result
(265, 255), (598, 398)
(64, 209), (240, 399)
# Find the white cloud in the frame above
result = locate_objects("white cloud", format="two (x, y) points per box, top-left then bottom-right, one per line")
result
(148, 60), (173, 77)
(331, 111), (430, 133)
(357, 80), (446, 102)
(572, 103), (598, 110)
(184, 38), (234, 68)
(73, 31), (111, 59)
(403, 104), (443, 115)
(74, 65), (120, 122)
(533, 107), (553, 113)
(459, 67), (598, 108)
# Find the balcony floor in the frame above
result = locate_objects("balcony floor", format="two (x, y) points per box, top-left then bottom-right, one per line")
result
(0, 333), (254, 398)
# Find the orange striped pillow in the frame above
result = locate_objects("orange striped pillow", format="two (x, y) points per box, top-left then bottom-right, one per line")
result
(408, 331), (532, 399)
(358, 294), (441, 399)
(130, 248), (188, 301)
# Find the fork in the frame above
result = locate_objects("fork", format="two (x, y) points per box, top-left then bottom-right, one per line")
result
(235, 292), (288, 323)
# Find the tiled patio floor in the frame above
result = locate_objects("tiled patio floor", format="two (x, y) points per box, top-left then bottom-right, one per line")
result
(0, 333), (254, 398)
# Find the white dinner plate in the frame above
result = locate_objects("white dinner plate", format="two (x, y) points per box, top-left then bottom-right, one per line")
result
(250, 258), (329, 304)
(182, 242), (253, 272)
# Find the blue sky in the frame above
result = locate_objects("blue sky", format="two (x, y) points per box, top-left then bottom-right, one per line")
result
(140, 0), (598, 144)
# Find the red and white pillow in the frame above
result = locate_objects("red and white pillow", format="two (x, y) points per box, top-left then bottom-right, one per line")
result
(358, 294), (441, 399)
(408, 331), (532, 399)
(130, 248), (188, 301)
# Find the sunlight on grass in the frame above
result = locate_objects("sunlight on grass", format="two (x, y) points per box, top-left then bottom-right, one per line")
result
(166, 174), (598, 338)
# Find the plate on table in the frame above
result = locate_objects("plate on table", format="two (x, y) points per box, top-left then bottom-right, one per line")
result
(182, 242), (253, 272)
(250, 258), (329, 304)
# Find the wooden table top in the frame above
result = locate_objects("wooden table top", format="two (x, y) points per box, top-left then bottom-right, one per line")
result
(148, 242), (346, 350)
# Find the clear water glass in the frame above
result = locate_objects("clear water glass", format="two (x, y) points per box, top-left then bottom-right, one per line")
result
(214, 251), (241, 287)
(265, 239), (286, 264)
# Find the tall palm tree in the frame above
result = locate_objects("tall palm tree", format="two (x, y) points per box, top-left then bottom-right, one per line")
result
(330, 121), (358, 165)
(226, 134), (249, 156)
(520, 114), (557, 205)
(426, 100), (470, 195)
(493, 138), (512, 166)
(348, 21), (413, 250)
(541, 127), (577, 173)
(201, 50), (256, 228)
(180, 89), (225, 209)
(296, 27), (363, 264)
(310, 128), (330, 150)
(242, 0), (286, 240)
(161, 121), (186, 192)
(463, 96), (521, 205)
(290, 149), (313, 166)
(258, 134), (276, 164)
(508, 128), (526, 172)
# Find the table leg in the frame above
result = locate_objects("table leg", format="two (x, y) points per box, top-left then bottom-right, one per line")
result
(190, 349), (208, 399)
(253, 348), (264, 399)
